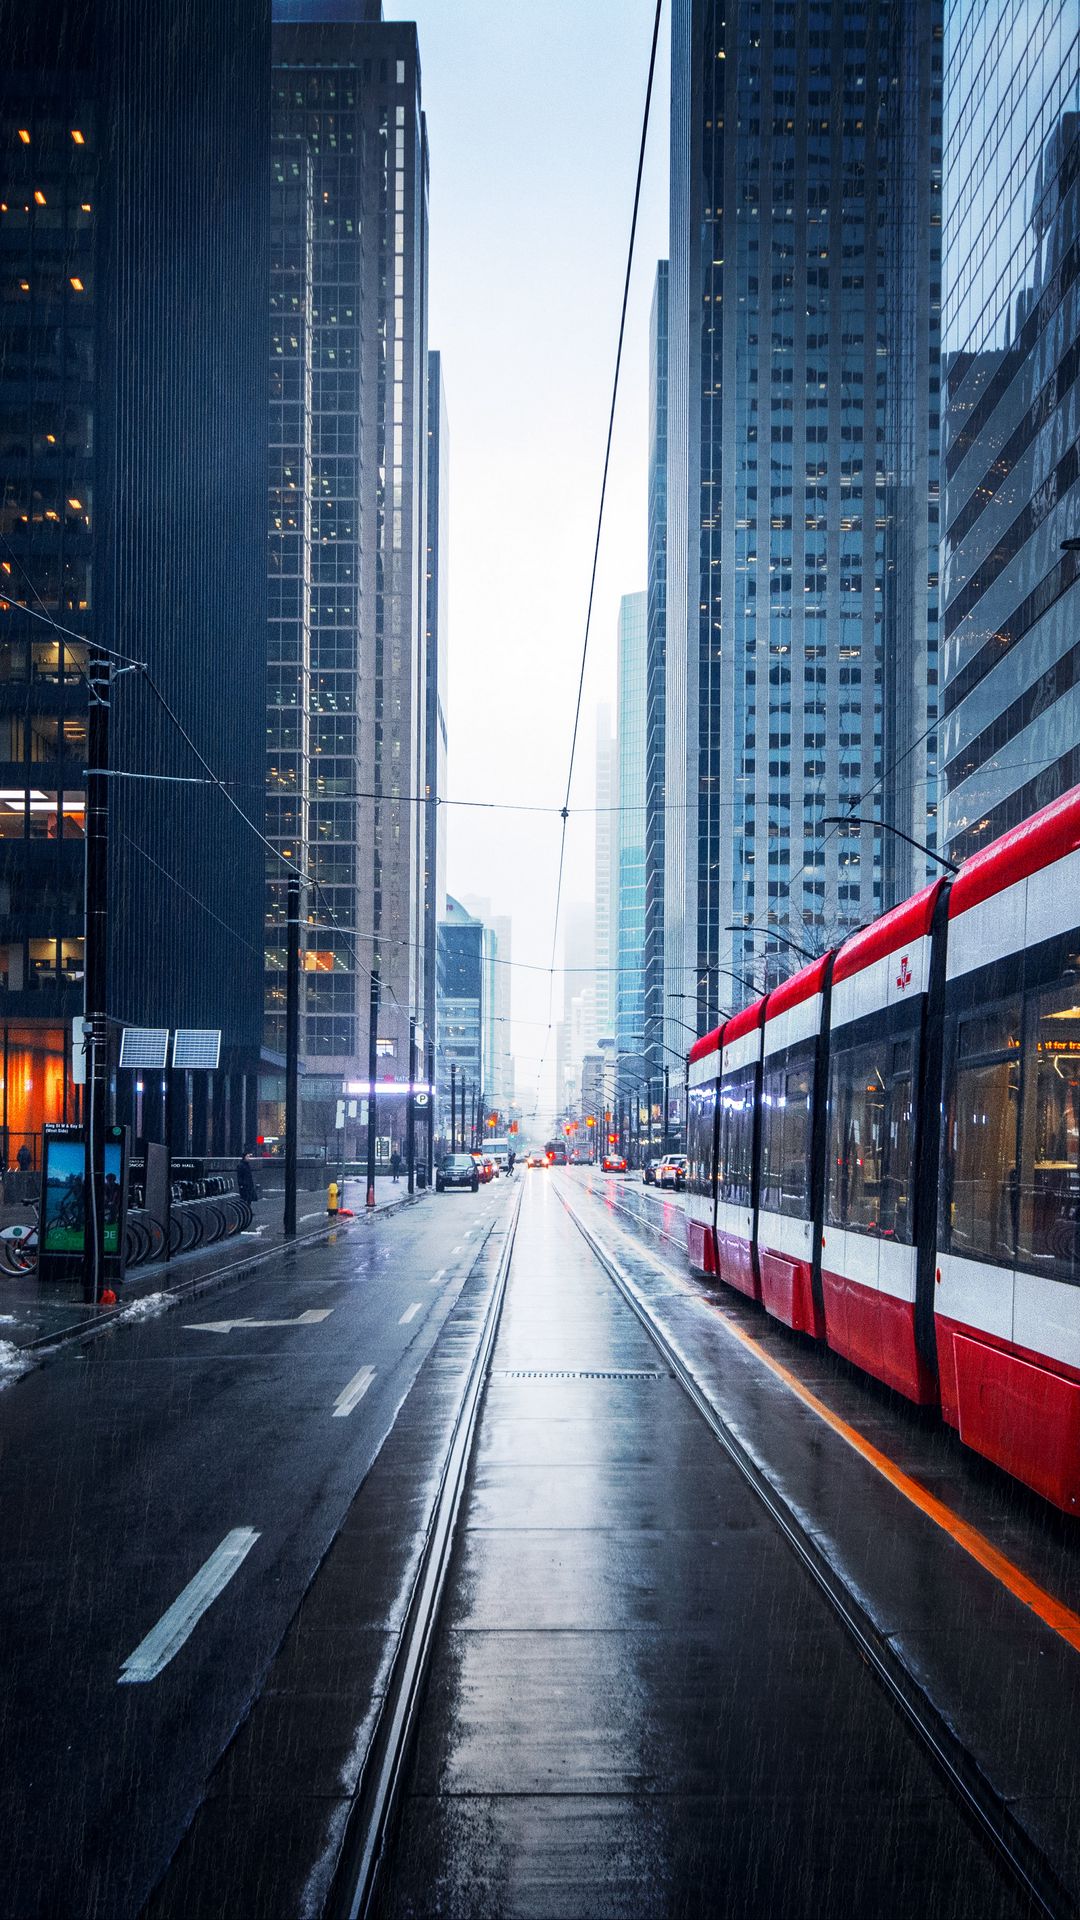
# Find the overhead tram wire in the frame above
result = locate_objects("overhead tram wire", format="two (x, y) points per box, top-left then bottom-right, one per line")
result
(0, 582), (405, 1019)
(90, 767), (726, 819)
(533, 0), (665, 1109)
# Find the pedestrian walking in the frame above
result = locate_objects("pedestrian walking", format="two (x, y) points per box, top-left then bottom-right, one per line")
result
(237, 1149), (258, 1210)
(390, 1149), (402, 1185)
(4, 1143), (35, 1205)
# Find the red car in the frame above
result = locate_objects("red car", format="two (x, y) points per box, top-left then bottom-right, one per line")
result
(601, 1154), (628, 1173)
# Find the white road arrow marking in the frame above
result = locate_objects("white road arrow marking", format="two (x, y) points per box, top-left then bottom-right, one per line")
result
(333, 1363), (376, 1417)
(118, 1528), (260, 1683)
(184, 1309), (334, 1335)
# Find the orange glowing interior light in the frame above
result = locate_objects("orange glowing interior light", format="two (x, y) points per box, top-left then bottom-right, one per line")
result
(17, 130), (30, 145)
(69, 276), (84, 292)
(71, 130), (85, 145)
(33, 190), (45, 206)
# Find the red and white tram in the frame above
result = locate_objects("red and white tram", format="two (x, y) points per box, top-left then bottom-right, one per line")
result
(686, 782), (1080, 1514)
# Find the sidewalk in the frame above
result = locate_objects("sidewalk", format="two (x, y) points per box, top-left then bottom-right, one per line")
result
(0, 1175), (426, 1371)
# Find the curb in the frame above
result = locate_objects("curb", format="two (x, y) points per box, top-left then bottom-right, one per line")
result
(7, 1188), (429, 1370)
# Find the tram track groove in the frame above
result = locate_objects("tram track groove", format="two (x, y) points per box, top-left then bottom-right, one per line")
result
(556, 1181), (1075, 1920)
(326, 1180), (524, 1920)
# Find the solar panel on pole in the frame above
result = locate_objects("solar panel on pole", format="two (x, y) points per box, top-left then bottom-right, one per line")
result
(119, 1028), (171, 1071)
(172, 1030), (222, 1071)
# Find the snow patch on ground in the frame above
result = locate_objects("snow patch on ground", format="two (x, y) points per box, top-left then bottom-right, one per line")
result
(117, 1291), (174, 1323)
(0, 1339), (34, 1383)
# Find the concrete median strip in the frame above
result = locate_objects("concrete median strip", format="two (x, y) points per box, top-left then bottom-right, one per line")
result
(118, 1528), (260, 1684)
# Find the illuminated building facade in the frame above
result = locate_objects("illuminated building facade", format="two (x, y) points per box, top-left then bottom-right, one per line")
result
(0, 0), (269, 1161)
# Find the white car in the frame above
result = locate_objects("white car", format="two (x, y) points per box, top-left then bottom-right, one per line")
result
(658, 1155), (688, 1191)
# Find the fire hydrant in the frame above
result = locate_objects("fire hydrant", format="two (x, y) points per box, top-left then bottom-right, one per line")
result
(327, 1180), (339, 1217)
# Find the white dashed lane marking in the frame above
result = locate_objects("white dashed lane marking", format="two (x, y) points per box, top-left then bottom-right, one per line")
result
(118, 1529), (260, 1684)
(333, 1364), (376, 1418)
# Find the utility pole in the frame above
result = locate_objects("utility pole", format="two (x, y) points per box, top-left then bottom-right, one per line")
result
(283, 875), (300, 1237)
(662, 1066), (670, 1155)
(450, 1061), (457, 1153)
(366, 965), (379, 1209)
(81, 646), (110, 1305)
(426, 1038), (435, 1182)
(406, 1015), (416, 1195)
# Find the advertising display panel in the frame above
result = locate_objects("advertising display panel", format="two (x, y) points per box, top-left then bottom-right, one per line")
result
(38, 1123), (129, 1283)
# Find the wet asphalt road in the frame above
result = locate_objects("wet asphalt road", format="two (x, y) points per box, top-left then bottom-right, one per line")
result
(0, 1179), (511, 1920)
(374, 1174), (1028, 1920)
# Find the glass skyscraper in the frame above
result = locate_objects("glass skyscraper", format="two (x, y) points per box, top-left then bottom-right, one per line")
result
(941, 1), (1080, 858)
(267, 1), (431, 1143)
(615, 590), (647, 1079)
(643, 261), (668, 1082)
(425, 349), (449, 1085)
(665, 0), (942, 1038)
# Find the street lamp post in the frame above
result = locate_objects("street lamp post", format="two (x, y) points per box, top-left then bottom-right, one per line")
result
(81, 646), (110, 1304)
(820, 816), (959, 875)
(283, 875), (300, 1238)
(406, 1015), (416, 1195)
(365, 966), (379, 1209)
(725, 923), (818, 963)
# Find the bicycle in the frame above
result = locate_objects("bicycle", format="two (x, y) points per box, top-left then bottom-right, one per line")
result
(0, 1207), (38, 1275)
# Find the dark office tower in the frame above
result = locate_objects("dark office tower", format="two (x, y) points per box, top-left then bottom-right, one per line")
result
(665, 0), (942, 1037)
(0, 0), (269, 1160)
(267, 0), (430, 1141)
(643, 260), (668, 1082)
(941, 6), (1079, 860)
(425, 349), (448, 1083)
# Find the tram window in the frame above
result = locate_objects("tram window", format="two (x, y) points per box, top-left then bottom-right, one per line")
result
(946, 998), (1020, 1266)
(761, 1048), (813, 1219)
(687, 1082), (716, 1200)
(719, 1065), (755, 1205)
(827, 1031), (914, 1241)
(1015, 977), (1080, 1285)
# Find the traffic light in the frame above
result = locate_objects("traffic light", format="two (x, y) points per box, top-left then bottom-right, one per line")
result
(585, 1115), (595, 1128)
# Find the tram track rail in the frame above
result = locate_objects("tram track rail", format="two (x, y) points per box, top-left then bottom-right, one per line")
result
(326, 1180), (524, 1920)
(556, 1181), (1076, 1920)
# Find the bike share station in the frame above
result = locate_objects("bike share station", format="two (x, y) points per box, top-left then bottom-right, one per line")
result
(0, 1025), (253, 1286)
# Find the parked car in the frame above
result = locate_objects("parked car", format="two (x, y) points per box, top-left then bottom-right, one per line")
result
(470, 1153), (493, 1184)
(601, 1154), (628, 1174)
(437, 1154), (480, 1194)
(658, 1154), (688, 1192)
(643, 1157), (664, 1186)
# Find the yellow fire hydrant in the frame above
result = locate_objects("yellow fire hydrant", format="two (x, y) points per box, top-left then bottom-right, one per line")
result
(327, 1180), (339, 1217)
